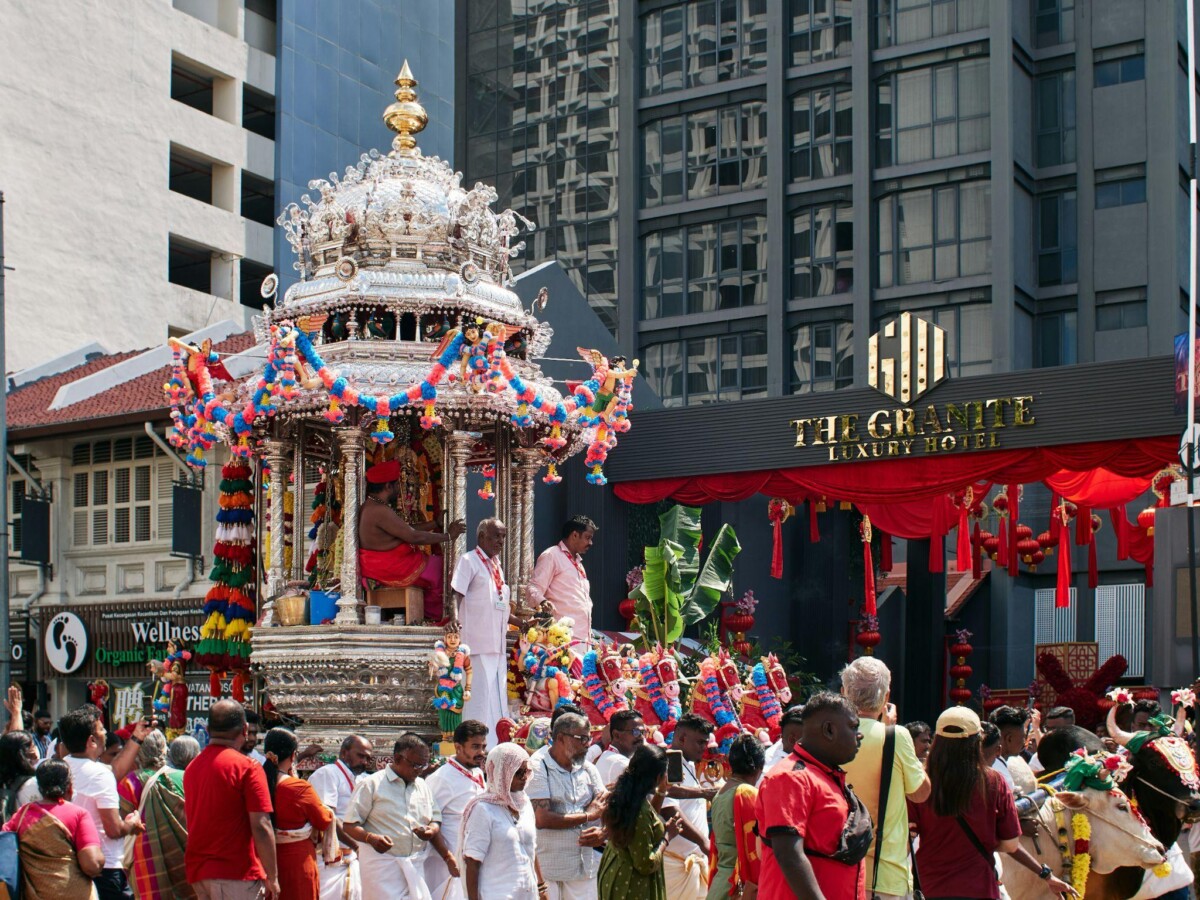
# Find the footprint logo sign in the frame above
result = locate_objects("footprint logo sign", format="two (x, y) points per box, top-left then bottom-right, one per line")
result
(44, 612), (88, 675)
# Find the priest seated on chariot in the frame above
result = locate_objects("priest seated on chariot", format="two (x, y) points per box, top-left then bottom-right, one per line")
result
(358, 458), (465, 623)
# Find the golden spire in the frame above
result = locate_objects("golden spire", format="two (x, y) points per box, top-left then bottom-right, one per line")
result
(383, 60), (428, 156)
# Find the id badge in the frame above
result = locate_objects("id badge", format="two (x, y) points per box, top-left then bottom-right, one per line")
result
(495, 583), (510, 611)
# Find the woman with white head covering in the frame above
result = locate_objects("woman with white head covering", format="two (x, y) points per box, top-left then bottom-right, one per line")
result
(460, 742), (541, 900)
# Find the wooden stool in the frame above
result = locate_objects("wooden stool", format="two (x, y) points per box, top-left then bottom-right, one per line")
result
(365, 585), (425, 624)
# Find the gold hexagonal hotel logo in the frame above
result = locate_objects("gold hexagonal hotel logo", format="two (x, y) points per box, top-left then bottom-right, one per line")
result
(868, 312), (948, 403)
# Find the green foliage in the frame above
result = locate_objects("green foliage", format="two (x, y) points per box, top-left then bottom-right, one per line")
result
(632, 505), (741, 647)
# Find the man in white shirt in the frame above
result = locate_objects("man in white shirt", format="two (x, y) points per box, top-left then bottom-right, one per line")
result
(423, 720), (488, 897)
(760, 706), (806, 780)
(593, 710), (644, 787)
(528, 516), (596, 644)
(308, 733), (373, 900)
(663, 714), (716, 900)
(344, 734), (448, 900)
(59, 704), (148, 900)
(527, 713), (606, 900)
(448, 518), (530, 736)
(988, 705), (1030, 787)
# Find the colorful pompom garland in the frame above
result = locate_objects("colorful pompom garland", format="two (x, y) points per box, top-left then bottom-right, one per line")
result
(698, 660), (741, 754)
(581, 651), (628, 723)
(751, 663), (782, 732)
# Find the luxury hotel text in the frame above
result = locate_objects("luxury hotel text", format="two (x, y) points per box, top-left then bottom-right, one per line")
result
(790, 396), (1036, 461)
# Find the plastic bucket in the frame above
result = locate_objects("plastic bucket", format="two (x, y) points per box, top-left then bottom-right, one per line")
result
(364, 605), (382, 625)
(309, 591), (339, 625)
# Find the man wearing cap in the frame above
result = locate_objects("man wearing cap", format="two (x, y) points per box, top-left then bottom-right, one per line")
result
(359, 459), (466, 622)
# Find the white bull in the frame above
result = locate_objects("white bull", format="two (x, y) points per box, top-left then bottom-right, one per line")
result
(1001, 787), (1166, 899)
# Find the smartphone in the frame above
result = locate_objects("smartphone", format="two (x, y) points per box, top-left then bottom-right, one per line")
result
(666, 749), (684, 784)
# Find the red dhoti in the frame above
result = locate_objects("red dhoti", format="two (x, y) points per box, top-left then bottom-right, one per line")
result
(359, 545), (446, 621)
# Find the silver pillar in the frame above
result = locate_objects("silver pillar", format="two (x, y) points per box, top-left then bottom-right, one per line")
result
(445, 431), (474, 600)
(263, 438), (291, 599)
(335, 427), (365, 623)
(513, 448), (541, 602)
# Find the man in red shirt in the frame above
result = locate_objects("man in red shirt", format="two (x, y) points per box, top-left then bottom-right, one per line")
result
(756, 692), (866, 900)
(184, 700), (279, 899)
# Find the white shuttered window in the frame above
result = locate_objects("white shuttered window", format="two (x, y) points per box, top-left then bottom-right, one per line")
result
(1095, 584), (1145, 678)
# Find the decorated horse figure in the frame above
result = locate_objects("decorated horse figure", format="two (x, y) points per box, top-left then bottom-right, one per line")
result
(580, 643), (631, 729)
(740, 653), (791, 743)
(633, 646), (681, 744)
(1001, 750), (1166, 898)
(689, 649), (743, 754)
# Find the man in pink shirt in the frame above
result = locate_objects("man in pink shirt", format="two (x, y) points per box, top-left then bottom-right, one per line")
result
(528, 516), (595, 644)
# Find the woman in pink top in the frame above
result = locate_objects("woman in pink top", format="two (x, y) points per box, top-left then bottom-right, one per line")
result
(4, 758), (104, 898)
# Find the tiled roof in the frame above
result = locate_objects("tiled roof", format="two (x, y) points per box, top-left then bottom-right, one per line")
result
(7, 333), (257, 436)
(877, 558), (990, 619)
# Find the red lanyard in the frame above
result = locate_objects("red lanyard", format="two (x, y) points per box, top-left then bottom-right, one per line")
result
(560, 545), (586, 579)
(336, 761), (355, 792)
(448, 759), (485, 788)
(476, 549), (505, 594)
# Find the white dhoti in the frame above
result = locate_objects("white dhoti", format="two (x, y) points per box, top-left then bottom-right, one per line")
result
(318, 850), (362, 900)
(544, 880), (597, 900)
(664, 850), (709, 900)
(356, 845), (431, 900)
(461, 651), (507, 737)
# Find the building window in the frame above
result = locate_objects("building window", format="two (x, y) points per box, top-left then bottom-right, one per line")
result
(242, 85), (275, 141)
(1034, 0), (1075, 48)
(876, 58), (989, 167)
(1035, 309), (1077, 367)
(240, 260), (273, 310)
(168, 236), (213, 294)
(790, 321), (853, 393)
(1095, 54), (1145, 87)
(792, 203), (854, 298)
(643, 101), (767, 207)
(241, 172), (276, 227)
(642, 0), (768, 96)
(169, 147), (213, 204)
(873, 0), (987, 47)
(789, 0), (852, 67)
(643, 331), (767, 406)
(1096, 300), (1148, 331)
(791, 86), (852, 181)
(171, 58), (213, 114)
(1035, 587), (1077, 647)
(1037, 190), (1077, 286)
(7, 454), (37, 555)
(1095, 584), (1145, 678)
(1095, 177), (1146, 209)
(642, 217), (768, 319)
(71, 438), (166, 547)
(1035, 70), (1076, 167)
(899, 305), (992, 377)
(877, 182), (991, 287)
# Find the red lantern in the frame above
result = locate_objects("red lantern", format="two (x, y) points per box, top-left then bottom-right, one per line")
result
(1027, 549), (1045, 571)
(1015, 523), (1033, 541)
(1037, 530), (1054, 555)
(949, 630), (973, 706)
(1138, 506), (1156, 536)
(856, 614), (882, 656)
(722, 612), (755, 634)
(969, 501), (985, 518)
(732, 639), (753, 656)
(949, 664), (973, 679)
(1017, 537), (1040, 561)
(982, 533), (1000, 558)
(992, 493), (1009, 515)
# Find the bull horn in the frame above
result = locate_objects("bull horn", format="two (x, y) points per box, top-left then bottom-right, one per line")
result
(1107, 703), (1137, 747)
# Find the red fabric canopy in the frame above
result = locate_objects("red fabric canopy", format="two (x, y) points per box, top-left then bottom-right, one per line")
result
(612, 437), (1175, 510)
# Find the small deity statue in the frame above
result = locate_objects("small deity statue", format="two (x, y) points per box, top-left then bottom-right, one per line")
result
(329, 312), (349, 342)
(364, 310), (391, 340)
(520, 618), (576, 716)
(163, 641), (192, 740)
(430, 632), (472, 756)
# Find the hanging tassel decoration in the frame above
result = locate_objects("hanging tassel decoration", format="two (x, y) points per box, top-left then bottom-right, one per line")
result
(808, 500), (821, 543)
(956, 488), (972, 572)
(862, 515), (877, 617)
(1008, 484), (1021, 577)
(1110, 505), (1129, 560)
(1056, 504), (1072, 608)
(1088, 514), (1101, 588)
(972, 521), (982, 580)
(767, 499), (792, 580)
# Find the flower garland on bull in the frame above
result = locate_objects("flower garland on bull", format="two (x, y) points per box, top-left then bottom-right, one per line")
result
(694, 658), (742, 754)
(166, 324), (632, 485)
(581, 644), (631, 729)
(634, 647), (681, 744)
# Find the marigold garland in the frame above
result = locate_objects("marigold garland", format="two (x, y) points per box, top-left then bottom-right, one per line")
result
(1070, 812), (1090, 896)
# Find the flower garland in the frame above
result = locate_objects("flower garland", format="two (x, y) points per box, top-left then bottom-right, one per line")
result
(167, 325), (632, 485)
(638, 653), (681, 735)
(1070, 812), (1090, 896)
(698, 660), (741, 754)
(751, 662), (782, 732)
(196, 458), (256, 699)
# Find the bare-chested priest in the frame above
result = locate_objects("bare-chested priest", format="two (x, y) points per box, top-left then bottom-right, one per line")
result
(358, 459), (466, 622)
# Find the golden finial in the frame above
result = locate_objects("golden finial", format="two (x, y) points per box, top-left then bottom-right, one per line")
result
(383, 60), (428, 156)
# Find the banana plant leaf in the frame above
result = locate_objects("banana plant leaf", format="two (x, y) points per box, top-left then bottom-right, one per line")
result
(633, 505), (740, 644)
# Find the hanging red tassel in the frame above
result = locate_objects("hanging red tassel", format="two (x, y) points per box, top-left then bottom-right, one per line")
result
(998, 519), (1010, 567)
(767, 499), (792, 580)
(1110, 505), (1129, 560)
(1056, 512), (1072, 608)
(929, 535), (945, 573)
(1007, 484), (1020, 577)
(972, 521), (982, 579)
(231, 671), (247, 704)
(880, 529), (893, 573)
(862, 516), (877, 616)
(209, 671), (222, 699)
(956, 494), (971, 573)
(1049, 492), (1061, 541)
(1076, 506), (1092, 545)
(808, 500), (820, 543)
(1088, 537), (1098, 589)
